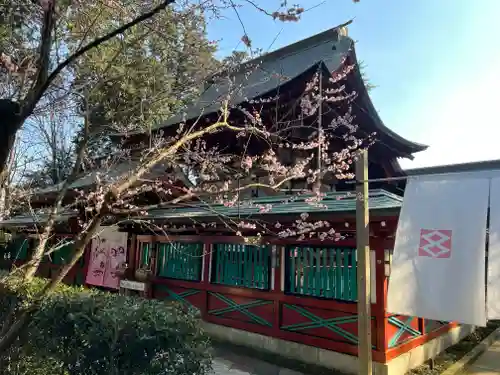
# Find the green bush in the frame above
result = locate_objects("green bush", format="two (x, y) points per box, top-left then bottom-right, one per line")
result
(0, 277), (212, 375)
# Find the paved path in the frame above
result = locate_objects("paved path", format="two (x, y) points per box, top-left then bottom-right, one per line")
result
(466, 339), (500, 374)
(212, 348), (306, 375)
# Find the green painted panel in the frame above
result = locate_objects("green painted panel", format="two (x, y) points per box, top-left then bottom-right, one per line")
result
(289, 248), (296, 294)
(4, 236), (29, 261)
(157, 242), (203, 281)
(213, 243), (270, 290)
(222, 244), (229, 284)
(307, 247), (313, 295)
(74, 270), (85, 286)
(52, 243), (73, 265)
(286, 246), (357, 302)
(328, 248), (335, 298)
(314, 249), (321, 295)
(257, 246), (262, 287)
(296, 248), (303, 293)
(343, 249), (350, 300)
(335, 249), (341, 299)
(33, 240), (50, 263)
(349, 250), (357, 300)
(245, 245), (251, 286)
(141, 242), (151, 267)
(321, 249), (327, 296)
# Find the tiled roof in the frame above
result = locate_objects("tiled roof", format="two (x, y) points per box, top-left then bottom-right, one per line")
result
(1, 189), (401, 228)
(148, 26), (351, 132)
(0, 211), (75, 227)
(141, 189), (401, 221)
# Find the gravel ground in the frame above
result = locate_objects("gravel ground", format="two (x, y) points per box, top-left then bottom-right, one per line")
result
(211, 322), (500, 375)
(212, 350), (306, 375)
(407, 321), (500, 375)
(211, 341), (345, 375)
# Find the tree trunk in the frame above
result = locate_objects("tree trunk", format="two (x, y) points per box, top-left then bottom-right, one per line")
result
(0, 100), (22, 178)
(22, 233), (51, 281)
(0, 186), (6, 221)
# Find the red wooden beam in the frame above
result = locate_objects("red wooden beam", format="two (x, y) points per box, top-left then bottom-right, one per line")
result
(204, 313), (387, 362)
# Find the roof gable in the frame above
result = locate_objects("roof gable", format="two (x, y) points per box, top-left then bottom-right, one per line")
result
(151, 26), (351, 131)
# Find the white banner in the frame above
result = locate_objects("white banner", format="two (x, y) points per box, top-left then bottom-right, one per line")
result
(387, 175), (489, 326)
(487, 177), (500, 319)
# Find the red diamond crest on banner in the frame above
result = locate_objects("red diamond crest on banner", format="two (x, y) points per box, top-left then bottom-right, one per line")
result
(418, 229), (452, 258)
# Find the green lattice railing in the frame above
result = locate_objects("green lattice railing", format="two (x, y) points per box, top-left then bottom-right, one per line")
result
(139, 242), (152, 267)
(212, 243), (270, 290)
(43, 238), (84, 267)
(52, 243), (74, 265)
(1, 236), (29, 261)
(285, 246), (357, 301)
(157, 242), (203, 281)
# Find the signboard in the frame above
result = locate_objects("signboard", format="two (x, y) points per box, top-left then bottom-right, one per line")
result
(120, 279), (146, 291)
(85, 226), (128, 289)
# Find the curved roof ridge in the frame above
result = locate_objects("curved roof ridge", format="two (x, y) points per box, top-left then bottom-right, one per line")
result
(118, 21), (429, 159)
(221, 20), (353, 77)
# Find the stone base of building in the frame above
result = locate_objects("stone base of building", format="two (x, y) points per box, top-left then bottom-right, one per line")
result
(202, 322), (475, 375)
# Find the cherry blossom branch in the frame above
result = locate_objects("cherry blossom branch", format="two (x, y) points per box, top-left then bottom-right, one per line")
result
(109, 173), (304, 215)
(114, 107), (231, 196)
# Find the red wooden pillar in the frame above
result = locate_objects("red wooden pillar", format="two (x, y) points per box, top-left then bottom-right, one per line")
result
(380, 232), (396, 361)
(373, 242), (388, 362)
(146, 234), (157, 299)
(419, 318), (426, 336)
(134, 236), (142, 272)
(129, 234), (152, 299)
(82, 241), (92, 286)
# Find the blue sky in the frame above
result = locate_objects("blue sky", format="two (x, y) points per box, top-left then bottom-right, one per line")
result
(208, 0), (500, 169)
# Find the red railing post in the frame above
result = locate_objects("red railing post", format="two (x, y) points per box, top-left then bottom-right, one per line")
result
(372, 235), (392, 362)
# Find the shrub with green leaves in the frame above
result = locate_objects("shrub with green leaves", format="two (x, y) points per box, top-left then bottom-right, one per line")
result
(0, 277), (212, 375)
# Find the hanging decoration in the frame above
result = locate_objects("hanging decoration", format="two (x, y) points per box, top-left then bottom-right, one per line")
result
(387, 174), (489, 326)
(85, 226), (128, 289)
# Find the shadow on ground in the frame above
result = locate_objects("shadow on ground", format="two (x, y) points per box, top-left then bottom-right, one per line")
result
(211, 342), (349, 375)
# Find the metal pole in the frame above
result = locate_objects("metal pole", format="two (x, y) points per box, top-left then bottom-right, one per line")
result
(356, 149), (372, 375)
